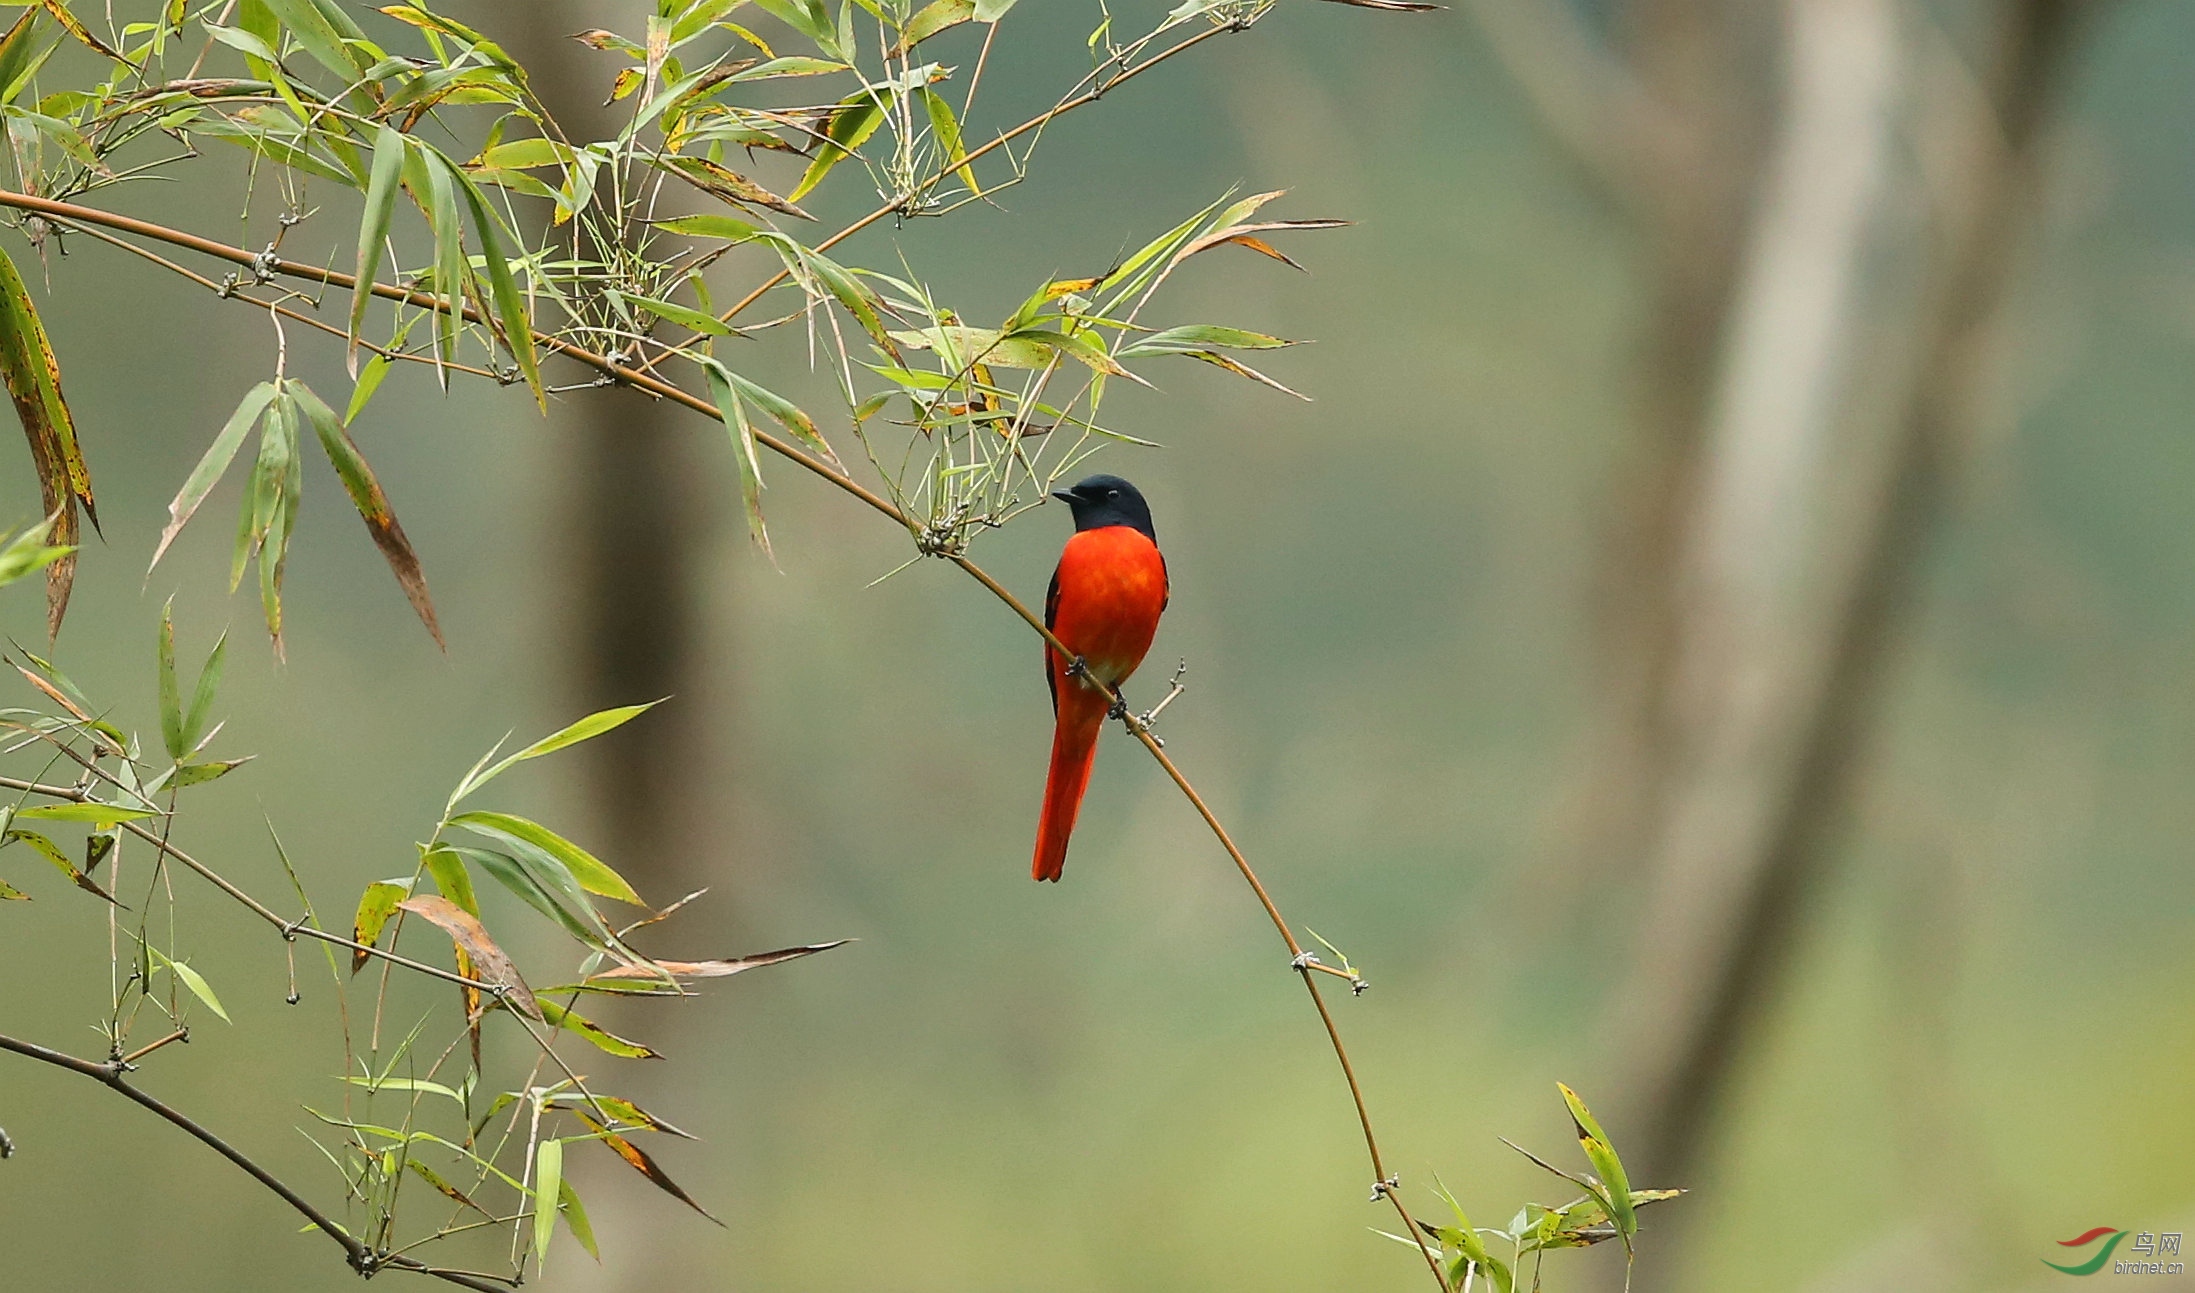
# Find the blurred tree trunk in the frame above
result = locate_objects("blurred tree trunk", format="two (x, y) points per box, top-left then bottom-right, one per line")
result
(1464, 1), (1780, 892)
(1601, 0), (2085, 1273)
(484, 0), (714, 907)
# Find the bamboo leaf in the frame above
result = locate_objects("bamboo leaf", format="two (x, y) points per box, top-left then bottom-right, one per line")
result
(349, 126), (405, 377)
(657, 154), (812, 220)
(149, 948), (230, 1022)
(531, 1137), (562, 1265)
(890, 0), (972, 55)
(350, 877), (413, 973)
(180, 627), (227, 755)
(788, 86), (886, 202)
(915, 86), (976, 193)
(421, 844), (478, 916)
(455, 703), (661, 803)
(152, 381), (277, 570)
(4, 826), (122, 904)
(558, 1176), (599, 1261)
(173, 757), (249, 787)
(1559, 1083), (1636, 1240)
(535, 998), (661, 1059)
(699, 357), (769, 558)
(448, 810), (641, 907)
(395, 893), (542, 1020)
(0, 240), (91, 638)
(15, 802), (157, 823)
(158, 598), (183, 761)
(449, 157), (544, 409)
(582, 940), (850, 983)
(574, 1114), (719, 1224)
(292, 380), (443, 648)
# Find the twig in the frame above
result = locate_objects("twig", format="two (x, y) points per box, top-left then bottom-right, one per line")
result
(0, 1031), (507, 1293)
(0, 131), (1451, 1290)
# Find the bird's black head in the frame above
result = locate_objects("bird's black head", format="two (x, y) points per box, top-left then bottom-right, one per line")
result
(1051, 474), (1155, 540)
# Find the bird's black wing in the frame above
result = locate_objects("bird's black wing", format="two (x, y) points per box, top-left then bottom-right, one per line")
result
(1044, 563), (1062, 716)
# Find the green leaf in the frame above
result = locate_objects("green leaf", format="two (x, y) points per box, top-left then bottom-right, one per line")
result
(650, 213), (762, 242)
(180, 628), (227, 756)
(0, 515), (69, 589)
(558, 1176), (599, 1261)
(157, 598), (183, 761)
(891, 0), (972, 55)
(474, 136), (570, 170)
(292, 379), (443, 647)
(173, 758), (249, 787)
(1118, 324), (1294, 356)
(0, 238), (90, 638)
(449, 845), (604, 948)
(455, 704), (660, 805)
(15, 802), (157, 823)
(1559, 1083), (1635, 1240)
(349, 125), (406, 377)
(788, 86), (887, 202)
(915, 86), (976, 193)
(614, 291), (731, 337)
(421, 844), (478, 916)
(351, 877), (414, 973)
(536, 997), (661, 1059)
(0, 11), (46, 108)
(4, 826), (121, 904)
(699, 357), (769, 557)
(714, 365), (837, 467)
(532, 1137), (563, 1266)
(448, 811), (641, 907)
(449, 156), (544, 409)
(152, 381), (278, 570)
(973, 0), (1017, 19)
(260, 0), (361, 77)
(150, 948), (231, 1022)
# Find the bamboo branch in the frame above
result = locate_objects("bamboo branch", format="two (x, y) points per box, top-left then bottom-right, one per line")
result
(0, 189), (1448, 1287)
(0, 1031), (507, 1293)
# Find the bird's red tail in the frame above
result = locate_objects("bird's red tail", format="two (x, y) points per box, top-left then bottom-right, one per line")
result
(1032, 692), (1105, 882)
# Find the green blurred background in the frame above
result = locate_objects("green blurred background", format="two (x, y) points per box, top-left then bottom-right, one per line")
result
(2, 2), (2192, 1290)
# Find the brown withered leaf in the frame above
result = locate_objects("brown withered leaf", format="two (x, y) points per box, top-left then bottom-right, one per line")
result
(396, 894), (542, 1021)
(658, 155), (814, 220)
(587, 939), (851, 982)
(575, 1113), (720, 1225)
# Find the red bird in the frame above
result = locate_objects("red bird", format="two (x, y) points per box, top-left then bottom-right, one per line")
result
(1032, 475), (1169, 882)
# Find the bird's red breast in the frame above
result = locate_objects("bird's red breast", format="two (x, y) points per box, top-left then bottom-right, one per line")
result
(1031, 523), (1169, 882)
(1045, 524), (1170, 694)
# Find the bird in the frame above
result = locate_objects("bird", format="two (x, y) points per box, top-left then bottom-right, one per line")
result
(1032, 474), (1170, 882)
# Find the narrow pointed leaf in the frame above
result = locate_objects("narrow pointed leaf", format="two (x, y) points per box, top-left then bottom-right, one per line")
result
(292, 381), (443, 647)
(349, 126), (406, 376)
(448, 810), (640, 906)
(0, 241), (90, 637)
(154, 382), (276, 571)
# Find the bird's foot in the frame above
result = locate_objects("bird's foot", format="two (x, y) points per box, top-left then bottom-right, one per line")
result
(1107, 694), (1129, 721)
(1064, 655), (1090, 681)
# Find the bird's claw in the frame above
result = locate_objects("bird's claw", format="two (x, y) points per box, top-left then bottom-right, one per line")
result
(1107, 696), (1129, 721)
(1064, 655), (1090, 681)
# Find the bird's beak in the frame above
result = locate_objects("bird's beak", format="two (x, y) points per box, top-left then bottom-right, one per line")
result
(1050, 489), (1077, 504)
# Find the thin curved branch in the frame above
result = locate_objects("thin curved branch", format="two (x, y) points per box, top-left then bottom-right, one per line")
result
(0, 188), (1447, 1288)
(0, 1031), (506, 1293)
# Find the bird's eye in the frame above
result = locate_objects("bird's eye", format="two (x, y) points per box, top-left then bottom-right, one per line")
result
(1107, 489), (1120, 500)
